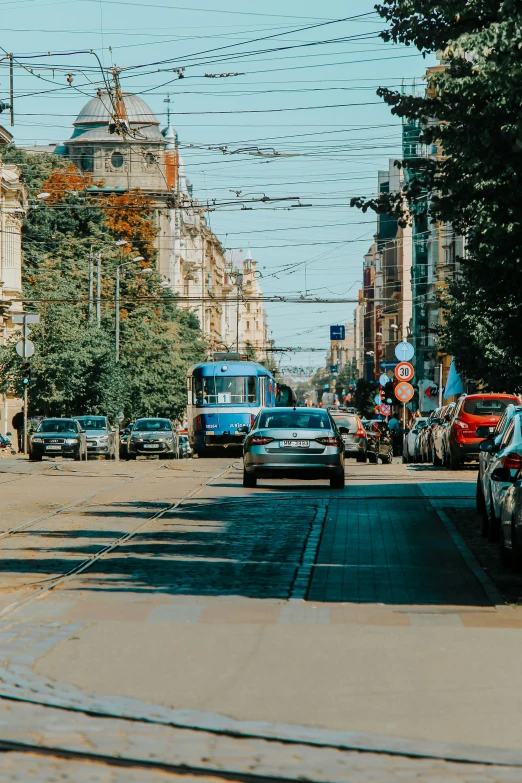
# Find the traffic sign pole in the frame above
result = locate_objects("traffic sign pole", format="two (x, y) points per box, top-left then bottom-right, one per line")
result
(23, 317), (28, 455)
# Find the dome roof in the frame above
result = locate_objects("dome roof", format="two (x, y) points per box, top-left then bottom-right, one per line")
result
(74, 92), (159, 127)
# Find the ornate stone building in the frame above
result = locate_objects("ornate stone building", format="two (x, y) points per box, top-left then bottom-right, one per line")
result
(0, 124), (25, 435)
(54, 91), (269, 355)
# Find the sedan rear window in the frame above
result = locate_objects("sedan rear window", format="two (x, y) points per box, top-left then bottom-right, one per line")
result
(258, 411), (330, 429)
(463, 398), (512, 416)
(331, 415), (358, 433)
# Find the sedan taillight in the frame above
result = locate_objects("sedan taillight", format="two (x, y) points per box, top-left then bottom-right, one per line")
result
(354, 425), (366, 438)
(249, 436), (274, 446)
(501, 453), (522, 470)
(316, 436), (341, 447)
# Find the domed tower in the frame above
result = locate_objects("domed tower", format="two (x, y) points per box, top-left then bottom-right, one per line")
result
(59, 91), (169, 193)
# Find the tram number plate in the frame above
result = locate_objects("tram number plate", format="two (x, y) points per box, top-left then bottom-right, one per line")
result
(45, 445), (61, 450)
(281, 440), (309, 448)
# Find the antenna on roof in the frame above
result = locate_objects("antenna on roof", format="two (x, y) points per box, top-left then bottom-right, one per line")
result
(164, 95), (171, 124)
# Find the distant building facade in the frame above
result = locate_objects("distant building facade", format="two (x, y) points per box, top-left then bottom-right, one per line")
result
(0, 125), (25, 434)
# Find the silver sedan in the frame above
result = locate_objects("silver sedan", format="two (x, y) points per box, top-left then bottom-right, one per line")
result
(243, 407), (345, 489)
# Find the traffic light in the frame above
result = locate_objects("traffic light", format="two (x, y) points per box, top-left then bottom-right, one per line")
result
(22, 362), (34, 385)
(384, 381), (395, 405)
(379, 386), (386, 403)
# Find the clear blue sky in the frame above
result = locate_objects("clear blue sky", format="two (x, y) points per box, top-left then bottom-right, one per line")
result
(0, 0), (430, 375)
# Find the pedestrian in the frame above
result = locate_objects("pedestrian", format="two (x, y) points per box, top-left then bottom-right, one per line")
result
(11, 407), (24, 453)
(388, 413), (401, 456)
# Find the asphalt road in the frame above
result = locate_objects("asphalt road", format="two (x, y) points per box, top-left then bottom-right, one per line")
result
(0, 453), (521, 781)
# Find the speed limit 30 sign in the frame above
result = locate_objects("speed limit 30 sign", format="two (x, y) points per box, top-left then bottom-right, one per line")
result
(394, 362), (414, 382)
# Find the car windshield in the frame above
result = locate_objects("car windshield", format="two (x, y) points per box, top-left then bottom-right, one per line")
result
(463, 398), (513, 416)
(134, 419), (171, 432)
(38, 420), (77, 434)
(76, 417), (107, 431)
(331, 415), (358, 433)
(193, 375), (257, 405)
(257, 410), (330, 429)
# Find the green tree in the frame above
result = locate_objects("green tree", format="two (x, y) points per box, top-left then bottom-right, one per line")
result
(352, 1), (522, 390)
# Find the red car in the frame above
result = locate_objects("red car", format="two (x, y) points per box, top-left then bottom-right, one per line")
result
(444, 393), (520, 469)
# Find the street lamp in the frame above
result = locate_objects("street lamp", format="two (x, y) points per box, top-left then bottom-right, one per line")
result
(115, 255), (148, 362)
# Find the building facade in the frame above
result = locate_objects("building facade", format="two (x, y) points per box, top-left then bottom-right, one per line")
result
(52, 90), (269, 355)
(0, 125), (25, 435)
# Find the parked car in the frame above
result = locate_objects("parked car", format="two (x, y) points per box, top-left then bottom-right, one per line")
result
(75, 415), (117, 460)
(126, 418), (179, 460)
(178, 432), (192, 458)
(418, 408), (443, 463)
(363, 420), (393, 464)
(243, 407), (345, 489)
(329, 410), (367, 462)
(499, 464), (522, 569)
(444, 393), (520, 470)
(477, 411), (522, 541)
(476, 404), (522, 530)
(432, 404), (455, 466)
(29, 418), (87, 461)
(402, 417), (428, 464)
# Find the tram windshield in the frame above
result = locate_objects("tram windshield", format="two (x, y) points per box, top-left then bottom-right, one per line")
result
(193, 376), (257, 405)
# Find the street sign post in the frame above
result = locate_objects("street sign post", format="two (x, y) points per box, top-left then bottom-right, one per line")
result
(394, 341), (414, 362)
(394, 362), (414, 382)
(395, 381), (414, 403)
(330, 325), (345, 341)
(380, 403), (391, 416)
(13, 313), (40, 454)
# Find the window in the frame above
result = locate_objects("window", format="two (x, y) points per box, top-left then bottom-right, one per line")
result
(38, 420), (78, 434)
(463, 398), (512, 416)
(76, 417), (107, 431)
(246, 321), (250, 331)
(143, 152), (155, 167)
(111, 151), (124, 169)
(80, 151), (93, 172)
(258, 410), (330, 430)
(133, 419), (171, 432)
(193, 376), (257, 405)
(500, 421), (515, 450)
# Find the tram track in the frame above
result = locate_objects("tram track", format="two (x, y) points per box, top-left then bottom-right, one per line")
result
(0, 462), (236, 621)
(0, 463), (169, 541)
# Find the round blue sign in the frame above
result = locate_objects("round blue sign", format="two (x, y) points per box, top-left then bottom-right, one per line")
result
(373, 394), (381, 405)
(379, 373), (389, 386)
(394, 341), (414, 362)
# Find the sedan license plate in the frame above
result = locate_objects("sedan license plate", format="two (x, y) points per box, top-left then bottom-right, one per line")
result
(143, 444), (159, 449)
(281, 440), (309, 448)
(45, 445), (61, 450)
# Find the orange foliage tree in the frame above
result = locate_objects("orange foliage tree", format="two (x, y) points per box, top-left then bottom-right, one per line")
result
(40, 165), (101, 204)
(102, 190), (158, 264)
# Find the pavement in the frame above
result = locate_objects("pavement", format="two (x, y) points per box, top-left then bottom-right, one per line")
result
(1, 454), (522, 780)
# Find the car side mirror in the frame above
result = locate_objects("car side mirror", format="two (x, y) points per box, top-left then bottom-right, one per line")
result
(479, 439), (496, 453)
(476, 425), (492, 439)
(491, 466), (515, 483)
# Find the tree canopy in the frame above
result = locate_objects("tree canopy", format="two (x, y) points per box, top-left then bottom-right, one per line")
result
(0, 147), (205, 420)
(352, 0), (522, 390)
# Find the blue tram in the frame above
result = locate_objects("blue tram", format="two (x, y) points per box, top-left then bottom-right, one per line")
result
(187, 354), (277, 455)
